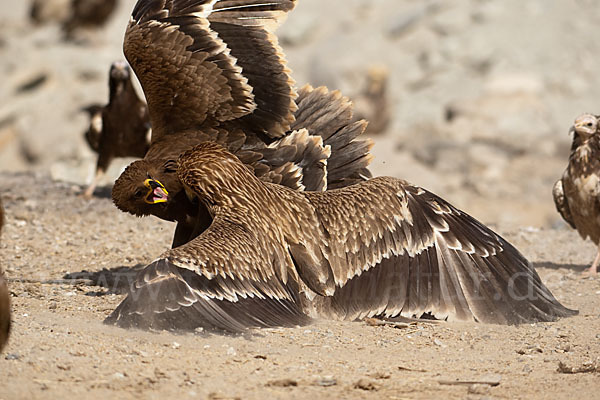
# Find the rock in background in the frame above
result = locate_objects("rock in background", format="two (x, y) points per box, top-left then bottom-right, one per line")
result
(1, 0), (599, 229)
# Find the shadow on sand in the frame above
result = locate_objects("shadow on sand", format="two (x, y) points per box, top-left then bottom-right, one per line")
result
(63, 264), (145, 295)
(533, 261), (590, 273)
(88, 185), (113, 199)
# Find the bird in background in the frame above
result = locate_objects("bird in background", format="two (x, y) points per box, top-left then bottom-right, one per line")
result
(353, 65), (391, 135)
(63, 0), (119, 38)
(82, 61), (151, 198)
(29, 0), (118, 39)
(110, 0), (373, 248)
(553, 113), (600, 274)
(106, 143), (577, 331)
(29, 0), (70, 26)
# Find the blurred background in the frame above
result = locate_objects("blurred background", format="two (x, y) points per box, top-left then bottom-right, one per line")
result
(0, 0), (599, 229)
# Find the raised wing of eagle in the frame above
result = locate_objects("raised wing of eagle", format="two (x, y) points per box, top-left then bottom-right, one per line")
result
(124, 0), (297, 143)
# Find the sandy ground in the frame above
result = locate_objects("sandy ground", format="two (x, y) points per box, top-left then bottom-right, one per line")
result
(0, 173), (599, 400)
(1, 0), (600, 399)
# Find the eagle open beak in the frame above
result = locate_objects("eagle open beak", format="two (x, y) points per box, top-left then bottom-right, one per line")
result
(144, 179), (169, 204)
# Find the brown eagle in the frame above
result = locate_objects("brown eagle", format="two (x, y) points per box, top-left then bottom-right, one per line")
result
(553, 113), (600, 274)
(0, 198), (10, 351)
(111, 0), (373, 247)
(82, 61), (151, 198)
(106, 143), (577, 331)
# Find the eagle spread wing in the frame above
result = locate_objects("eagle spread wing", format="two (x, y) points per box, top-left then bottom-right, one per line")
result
(303, 178), (577, 324)
(105, 216), (310, 331)
(124, 0), (296, 142)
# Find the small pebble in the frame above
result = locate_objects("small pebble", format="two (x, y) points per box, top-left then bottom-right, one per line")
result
(354, 378), (381, 391)
(468, 384), (491, 395)
(314, 376), (337, 387)
(266, 378), (297, 387)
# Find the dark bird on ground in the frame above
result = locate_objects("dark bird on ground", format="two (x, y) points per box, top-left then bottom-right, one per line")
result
(0, 199), (10, 351)
(83, 61), (151, 198)
(111, 0), (373, 247)
(553, 113), (600, 275)
(63, 0), (119, 37)
(106, 143), (577, 331)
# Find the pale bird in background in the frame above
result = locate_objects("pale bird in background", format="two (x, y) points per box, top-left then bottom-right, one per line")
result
(353, 66), (391, 135)
(553, 113), (600, 274)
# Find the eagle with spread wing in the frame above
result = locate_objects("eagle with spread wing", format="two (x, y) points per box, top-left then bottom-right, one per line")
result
(111, 0), (373, 248)
(107, 0), (576, 331)
(553, 113), (600, 275)
(106, 143), (577, 331)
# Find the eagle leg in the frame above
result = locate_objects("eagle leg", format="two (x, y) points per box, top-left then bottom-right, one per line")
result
(584, 248), (600, 275)
(83, 167), (105, 199)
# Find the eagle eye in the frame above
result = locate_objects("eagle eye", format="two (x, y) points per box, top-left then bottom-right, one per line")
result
(163, 160), (177, 173)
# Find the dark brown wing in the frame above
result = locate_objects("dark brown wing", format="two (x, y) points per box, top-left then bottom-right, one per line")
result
(126, 0), (297, 145)
(125, 0), (255, 142)
(257, 129), (330, 191)
(105, 215), (310, 331)
(248, 85), (375, 191)
(106, 147), (313, 331)
(552, 178), (575, 229)
(293, 85), (373, 188)
(82, 104), (103, 152)
(209, 0), (297, 138)
(304, 177), (577, 324)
